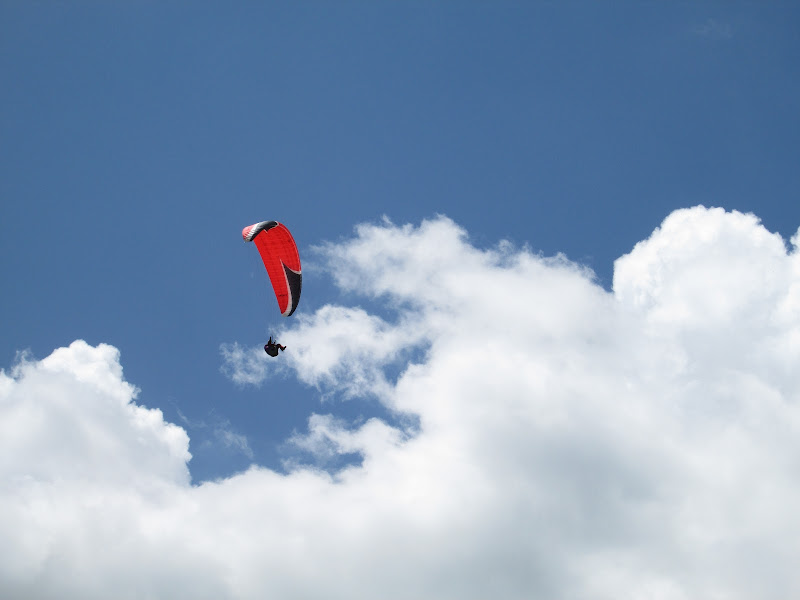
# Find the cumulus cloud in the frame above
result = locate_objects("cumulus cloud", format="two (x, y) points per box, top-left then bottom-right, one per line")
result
(0, 342), (190, 488)
(4, 207), (800, 599)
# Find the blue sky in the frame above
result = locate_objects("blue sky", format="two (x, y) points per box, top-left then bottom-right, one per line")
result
(3, 2), (798, 480)
(2, 4), (800, 598)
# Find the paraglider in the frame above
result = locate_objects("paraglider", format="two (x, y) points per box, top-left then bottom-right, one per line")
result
(242, 220), (302, 317)
(264, 336), (286, 357)
(242, 220), (301, 357)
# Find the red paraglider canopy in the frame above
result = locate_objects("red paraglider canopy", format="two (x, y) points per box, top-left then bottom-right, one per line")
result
(242, 221), (302, 316)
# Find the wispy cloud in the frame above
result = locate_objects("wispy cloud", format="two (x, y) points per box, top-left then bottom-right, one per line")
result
(219, 341), (274, 386)
(214, 421), (254, 460)
(690, 18), (734, 40)
(173, 404), (254, 461)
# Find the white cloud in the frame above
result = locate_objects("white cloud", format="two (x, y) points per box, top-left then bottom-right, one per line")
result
(0, 342), (190, 488)
(689, 18), (734, 40)
(4, 207), (800, 599)
(214, 421), (255, 460)
(219, 341), (273, 386)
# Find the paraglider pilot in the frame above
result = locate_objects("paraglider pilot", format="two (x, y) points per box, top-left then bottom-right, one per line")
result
(264, 336), (286, 357)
